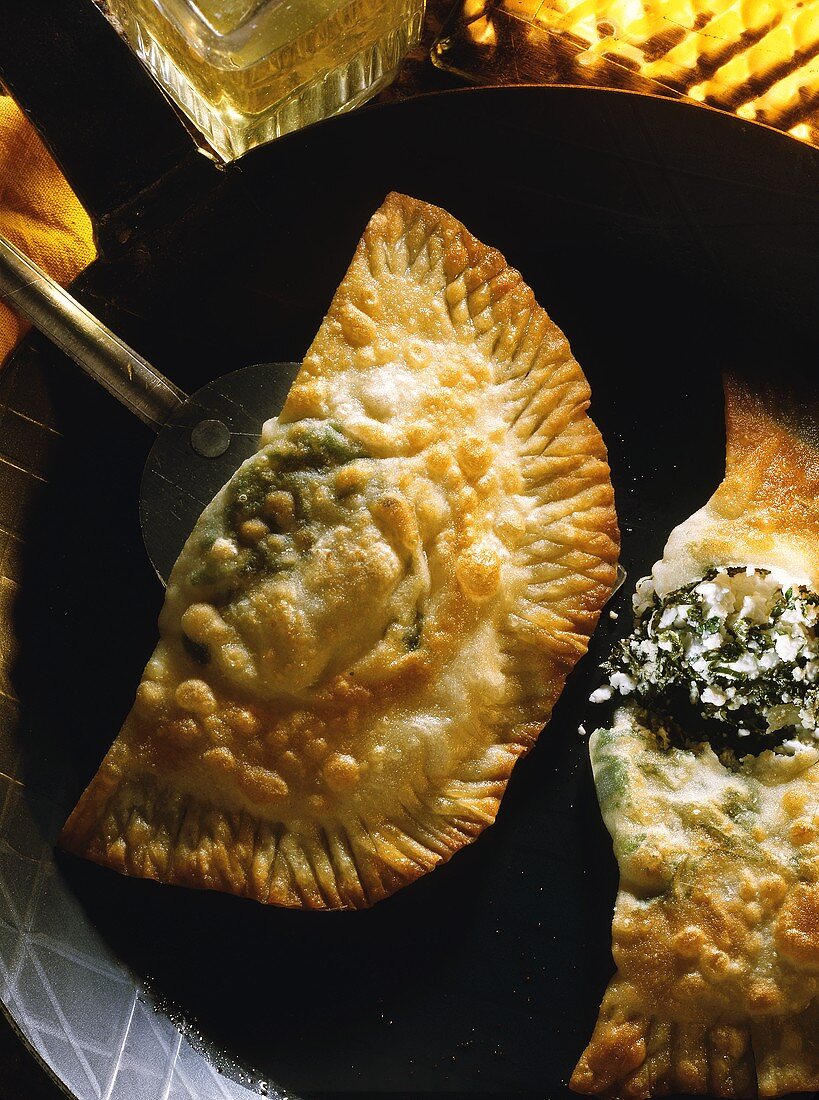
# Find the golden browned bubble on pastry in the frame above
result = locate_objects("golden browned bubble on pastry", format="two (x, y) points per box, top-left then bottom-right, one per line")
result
(59, 193), (619, 909)
(573, 377), (819, 1097)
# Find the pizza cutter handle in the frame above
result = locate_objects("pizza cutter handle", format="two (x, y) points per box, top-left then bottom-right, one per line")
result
(0, 234), (185, 431)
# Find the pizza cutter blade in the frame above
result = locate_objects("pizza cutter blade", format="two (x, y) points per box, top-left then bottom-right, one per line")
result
(0, 234), (300, 585)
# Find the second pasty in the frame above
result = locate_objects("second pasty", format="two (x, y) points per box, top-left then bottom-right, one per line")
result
(574, 377), (819, 1096)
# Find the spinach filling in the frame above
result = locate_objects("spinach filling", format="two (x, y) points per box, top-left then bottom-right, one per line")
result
(602, 567), (819, 755)
(186, 421), (368, 595)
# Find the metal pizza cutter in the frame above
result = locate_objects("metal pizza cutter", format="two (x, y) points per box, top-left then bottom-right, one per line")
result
(0, 234), (300, 584)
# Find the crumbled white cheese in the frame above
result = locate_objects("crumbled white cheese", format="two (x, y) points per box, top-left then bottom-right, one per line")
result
(701, 686), (727, 706)
(780, 737), (810, 755)
(589, 685), (613, 704)
(605, 565), (819, 749)
(728, 653), (759, 674)
(694, 578), (735, 616)
(610, 672), (637, 695)
(775, 633), (801, 661)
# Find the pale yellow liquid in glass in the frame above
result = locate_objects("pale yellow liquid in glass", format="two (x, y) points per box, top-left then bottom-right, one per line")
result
(106, 0), (424, 157)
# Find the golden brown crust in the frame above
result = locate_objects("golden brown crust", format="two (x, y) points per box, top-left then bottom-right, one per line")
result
(654, 375), (819, 596)
(60, 193), (619, 908)
(572, 1007), (759, 1098)
(573, 713), (819, 1097)
(575, 375), (819, 1096)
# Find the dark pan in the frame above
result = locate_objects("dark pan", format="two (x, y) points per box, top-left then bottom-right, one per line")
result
(0, 11), (818, 1098)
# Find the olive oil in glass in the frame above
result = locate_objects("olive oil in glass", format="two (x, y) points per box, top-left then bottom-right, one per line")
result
(103, 0), (425, 160)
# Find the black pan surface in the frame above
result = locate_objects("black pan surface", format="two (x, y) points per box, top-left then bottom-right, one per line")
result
(2, 85), (819, 1100)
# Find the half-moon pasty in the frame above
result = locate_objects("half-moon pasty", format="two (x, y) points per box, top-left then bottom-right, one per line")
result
(60, 193), (619, 909)
(573, 377), (819, 1096)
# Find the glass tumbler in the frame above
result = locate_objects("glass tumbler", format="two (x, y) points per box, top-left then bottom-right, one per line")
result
(102, 0), (426, 161)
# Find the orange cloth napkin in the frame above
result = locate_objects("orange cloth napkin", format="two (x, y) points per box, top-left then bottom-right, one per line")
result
(0, 96), (96, 365)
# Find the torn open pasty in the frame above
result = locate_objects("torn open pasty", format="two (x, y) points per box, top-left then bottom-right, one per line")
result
(573, 377), (819, 1097)
(60, 193), (618, 909)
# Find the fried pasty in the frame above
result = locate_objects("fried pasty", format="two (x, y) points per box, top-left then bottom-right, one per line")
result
(573, 377), (819, 1097)
(60, 193), (619, 909)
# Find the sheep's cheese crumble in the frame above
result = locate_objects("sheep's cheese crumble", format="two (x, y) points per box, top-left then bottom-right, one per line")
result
(600, 565), (819, 753)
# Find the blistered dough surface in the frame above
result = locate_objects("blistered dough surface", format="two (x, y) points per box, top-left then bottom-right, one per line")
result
(575, 377), (819, 1097)
(60, 193), (618, 909)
